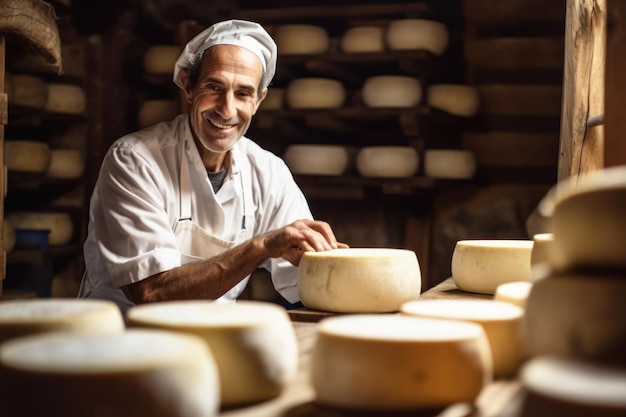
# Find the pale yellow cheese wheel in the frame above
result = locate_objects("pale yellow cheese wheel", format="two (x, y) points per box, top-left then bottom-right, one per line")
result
(494, 281), (533, 309)
(523, 274), (626, 365)
(0, 298), (125, 344)
(424, 149), (477, 179)
(452, 239), (534, 295)
(297, 248), (421, 313)
(286, 78), (346, 109)
(341, 26), (385, 53)
(520, 356), (626, 417)
(126, 300), (298, 407)
(138, 99), (179, 128)
(7, 211), (74, 246)
(0, 329), (219, 417)
(45, 83), (86, 114)
(362, 75), (423, 108)
(7, 73), (48, 109)
(143, 45), (181, 74)
(386, 19), (449, 55)
(401, 299), (524, 377)
(311, 314), (492, 410)
(427, 84), (481, 117)
(45, 149), (85, 179)
(283, 144), (354, 176)
(273, 24), (330, 54)
(356, 146), (420, 178)
(4, 140), (51, 173)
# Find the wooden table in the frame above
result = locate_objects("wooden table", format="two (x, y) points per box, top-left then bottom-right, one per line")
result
(221, 279), (525, 417)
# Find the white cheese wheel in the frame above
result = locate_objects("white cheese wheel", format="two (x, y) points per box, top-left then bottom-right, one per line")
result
(311, 314), (492, 410)
(7, 73), (48, 109)
(45, 149), (85, 179)
(427, 84), (481, 117)
(126, 300), (298, 407)
(362, 75), (422, 108)
(138, 99), (179, 128)
(259, 87), (285, 110)
(530, 232), (568, 276)
(297, 248), (421, 313)
(4, 140), (51, 173)
(356, 146), (419, 178)
(283, 144), (354, 176)
(494, 281), (533, 309)
(273, 24), (330, 54)
(6, 211), (73, 246)
(424, 149), (477, 179)
(341, 26), (385, 53)
(143, 45), (181, 74)
(286, 78), (346, 109)
(523, 274), (626, 365)
(0, 329), (219, 417)
(401, 299), (524, 377)
(452, 239), (534, 295)
(386, 19), (449, 55)
(0, 298), (124, 344)
(520, 356), (626, 417)
(45, 83), (86, 114)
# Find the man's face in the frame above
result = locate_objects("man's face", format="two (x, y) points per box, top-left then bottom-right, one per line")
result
(184, 45), (266, 154)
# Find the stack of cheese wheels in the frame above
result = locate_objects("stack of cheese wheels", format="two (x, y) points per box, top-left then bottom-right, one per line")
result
(0, 329), (220, 417)
(494, 281), (533, 309)
(401, 299), (524, 378)
(356, 146), (419, 178)
(283, 144), (354, 176)
(519, 356), (626, 417)
(143, 45), (181, 74)
(45, 149), (85, 179)
(341, 26), (385, 53)
(297, 248), (421, 313)
(427, 84), (481, 117)
(6, 73), (48, 109)
(386, 19), (449, 55)
(361, 75), (422, 108)
(4, 140), (51, 173)
(286, 78), (346, 109)
(45, 83), (86, 115)
(310, 314), (492, 411)
(0, 298), (124, 344)
(273, 24), (330, 54)
(126, 300), (298, 407)
(424, 149), (477, 179)
(138, 99), (179, 128)
(7, 211), (74, 246)
(451, 239), (534, 295)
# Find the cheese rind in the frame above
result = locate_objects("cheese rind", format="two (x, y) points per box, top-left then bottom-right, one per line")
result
(273, 24), (330, 54)
(286, 78), (345, 109)
(362, 75), (422, 108)
(4, 140), (51, 173)
(494, 281), (532, 309)
(143, 45), (181, 74)
(427, 84), (480, 117)
(356, 146), (420, 178)
(386, 19), (449, 55)
(45, 83), (86, 114)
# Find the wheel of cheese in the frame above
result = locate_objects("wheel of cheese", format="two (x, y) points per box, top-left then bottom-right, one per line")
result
(401, 299), (524, 377)
(297, 248), (421, 313)
(4, 219), (15, 252)
(44, 83), (86, 114)
(386, 19), (449, 55)
(273, 24), (330, 54)
(341, 26), (385, 53)
(427, 84), (481, 117)
(494, 281), (533, 309)
(311, 314), (492, 410)
(143, 45), (181, 74)
(138, 99), (179, 128)
(523, 274), (626, 365)
(0, 298), (124, 344)
(361, 75), (422, 108)
(0, 329), (219, 417)
(452, 239), (534, 295)
(6, 73), (48, 109)
(356, 146), (419, 178)
(45, 149), (85, 179)
(126, 300), (298, 407)
(283, 144), (354, 176)
(286, 78), (346, 109)
(4, 140), (51, 173)
(520, 356), (626, 417)
(424, 149), (477, 179)
(530, 232), (567, 276)
(6, 211), (73, 246)
(259, 87), (285, 110)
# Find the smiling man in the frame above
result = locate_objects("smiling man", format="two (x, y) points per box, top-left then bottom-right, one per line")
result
(79, 19), (347, 316)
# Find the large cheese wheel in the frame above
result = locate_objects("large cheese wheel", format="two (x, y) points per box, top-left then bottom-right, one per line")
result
(452, 239), (534, 295)
(0, 329), (219, 417)
(273, 24), (330, 54)
(356, 146), (419, 178)
(0, 298), (124, 344)
(45, 83), (86, 114)
(283, 144), (354, 176)
(386, 19), (449, 55)
(126, 300), (298, 407)
(361, 75), (422, 108)
(494, 281), (533, 309)
(311, 314), (492, 410)
(143, 45), (181, 74)
(4, 140), (51, 173)
(424, 149), (477, 179)
(7, 73), (48, 109)
(427, 84), (481, 117)
(401, 299), (524, 377)
(138, 99), (179, 128)
(341, 26), (385, 53)
(7, 211), (73, 246)
(286, 78), (346, 109)
(45, 149), (85, 179)
(520, 356), (626, 417)
(523, 274), (626, 365)
(297, 248), (421, 313)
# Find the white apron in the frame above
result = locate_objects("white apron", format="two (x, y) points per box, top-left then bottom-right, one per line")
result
(173, 139), (254, 302)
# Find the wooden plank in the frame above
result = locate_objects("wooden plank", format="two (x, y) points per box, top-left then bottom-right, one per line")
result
(465, 38), (565, 70)
(0, 35), (3, 290)
(478, 85), (563, 116)
(463, 132), (560, 167)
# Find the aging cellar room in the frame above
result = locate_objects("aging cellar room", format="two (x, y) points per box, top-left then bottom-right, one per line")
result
(0, 0), (625, 416)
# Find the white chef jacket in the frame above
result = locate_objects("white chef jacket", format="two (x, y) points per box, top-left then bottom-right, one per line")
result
(79, 114), (313, 314)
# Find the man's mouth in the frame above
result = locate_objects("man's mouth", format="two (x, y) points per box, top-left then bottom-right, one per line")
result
(208, 119), (237, 129)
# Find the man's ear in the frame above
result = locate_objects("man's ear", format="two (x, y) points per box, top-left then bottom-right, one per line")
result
(253, 88), (268, 115)
(179, 69), (193, 104)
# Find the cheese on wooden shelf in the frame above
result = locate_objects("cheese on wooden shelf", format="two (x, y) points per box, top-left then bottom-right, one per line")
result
(4, 140), (51, 173)
(427, 84), (481, 117)
(494, 281), (533, 308)
(143, 45), (181, 74)
(44, 83), (86, 114)
(6, 73), (48, 109)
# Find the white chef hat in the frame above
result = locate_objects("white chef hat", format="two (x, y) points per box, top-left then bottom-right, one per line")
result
(173, 19), (277, 91)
